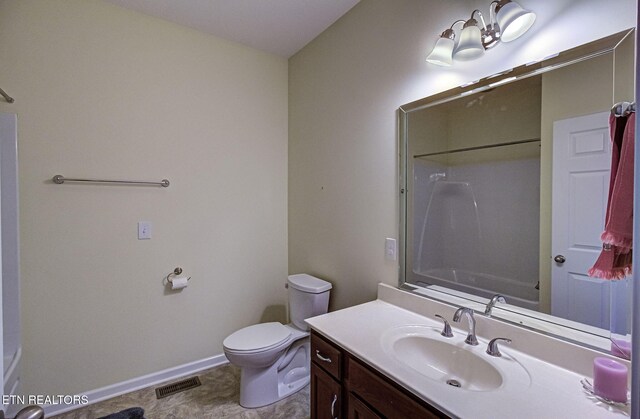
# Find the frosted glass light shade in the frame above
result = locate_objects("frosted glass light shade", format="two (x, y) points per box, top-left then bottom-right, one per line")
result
(426, 37), (455, 66)
(496, 1), (536, 42)
(454, 25), (484, 61)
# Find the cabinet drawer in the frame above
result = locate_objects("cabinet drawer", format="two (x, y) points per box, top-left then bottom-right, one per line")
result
(347, 357), (444, 419)
(311, 331), (342, 380)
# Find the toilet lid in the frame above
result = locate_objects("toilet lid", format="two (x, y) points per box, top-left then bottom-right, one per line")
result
(223, 322), (292, 352)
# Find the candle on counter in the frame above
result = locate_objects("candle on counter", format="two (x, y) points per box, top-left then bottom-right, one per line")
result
(611, 339), (631, 359)
(593, 357), (628, 403)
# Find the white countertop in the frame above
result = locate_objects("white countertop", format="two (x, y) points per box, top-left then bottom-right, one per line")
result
(306, 284), (630, 419)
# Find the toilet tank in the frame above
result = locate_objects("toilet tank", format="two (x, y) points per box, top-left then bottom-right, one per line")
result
(287, 274), (332, 331)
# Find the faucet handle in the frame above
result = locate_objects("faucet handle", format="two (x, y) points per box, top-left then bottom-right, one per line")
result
(435, 314), (453, 338)
(486, 337), (512, 357)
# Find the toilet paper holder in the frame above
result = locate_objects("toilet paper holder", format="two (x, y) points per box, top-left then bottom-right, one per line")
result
(166, 267), (191, 284)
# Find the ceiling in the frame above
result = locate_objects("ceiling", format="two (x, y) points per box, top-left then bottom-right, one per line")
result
(103, 0), (361, 58)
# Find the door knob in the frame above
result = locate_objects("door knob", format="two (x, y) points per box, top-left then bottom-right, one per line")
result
(554, 255), (566, 264)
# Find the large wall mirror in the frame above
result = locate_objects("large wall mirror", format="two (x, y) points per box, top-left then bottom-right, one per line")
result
(399, 29), (635, 357)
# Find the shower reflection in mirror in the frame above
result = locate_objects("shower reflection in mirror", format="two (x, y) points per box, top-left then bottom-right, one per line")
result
(407, 76), (541, 314)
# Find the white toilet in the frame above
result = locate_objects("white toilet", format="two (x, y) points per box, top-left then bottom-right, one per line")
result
(223, 273), (332, 408)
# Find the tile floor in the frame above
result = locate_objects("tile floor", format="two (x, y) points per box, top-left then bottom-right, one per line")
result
(50, 364), (310, 419)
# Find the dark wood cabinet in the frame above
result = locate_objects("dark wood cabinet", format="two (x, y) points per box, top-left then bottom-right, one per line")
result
(311, 362), (342, 419)
(310, 330), (449, 419)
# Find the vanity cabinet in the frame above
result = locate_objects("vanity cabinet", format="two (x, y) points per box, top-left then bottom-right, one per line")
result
(310, 330), (448, 419)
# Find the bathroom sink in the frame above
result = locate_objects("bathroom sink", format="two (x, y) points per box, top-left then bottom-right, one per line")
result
(381, 325), (531, 392)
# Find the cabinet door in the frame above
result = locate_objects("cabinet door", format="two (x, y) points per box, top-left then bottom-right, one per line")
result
(311, 363), (341, 419)
(348, 394), (381, 419)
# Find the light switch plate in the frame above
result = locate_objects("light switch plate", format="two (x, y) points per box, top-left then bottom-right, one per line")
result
(385, 238), (397, 261)
(138, 221), (152, 240)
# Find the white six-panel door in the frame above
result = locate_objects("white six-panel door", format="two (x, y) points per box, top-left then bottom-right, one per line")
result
(551, 111), (611, 329)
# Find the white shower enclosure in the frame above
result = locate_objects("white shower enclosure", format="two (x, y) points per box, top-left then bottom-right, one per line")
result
(410, 150), (541, 310)
(0, 112), (21, 411)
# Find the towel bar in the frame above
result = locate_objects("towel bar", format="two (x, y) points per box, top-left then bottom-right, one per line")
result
(52, 175), (169, 187)
(0, 87), (14, 103)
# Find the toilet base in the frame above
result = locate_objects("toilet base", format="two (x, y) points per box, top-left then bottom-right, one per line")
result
(239, 338), (310, 408)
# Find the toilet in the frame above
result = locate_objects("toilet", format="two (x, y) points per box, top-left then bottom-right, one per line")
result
(223, 273), (332, 408)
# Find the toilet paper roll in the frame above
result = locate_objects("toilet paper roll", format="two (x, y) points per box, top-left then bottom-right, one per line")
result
(171, 276), (189, 290)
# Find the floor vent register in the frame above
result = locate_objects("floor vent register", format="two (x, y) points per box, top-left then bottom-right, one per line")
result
(155, 376), (202, 399)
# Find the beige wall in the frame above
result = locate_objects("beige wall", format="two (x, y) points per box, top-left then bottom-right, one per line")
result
(0, 0), (288, 396)
(288, 0), (471, 311)
(446, 78), (541, 153)
(614, 33), (636, 104)
(289, 0), (636, 311)
(410, 76), (541, 164)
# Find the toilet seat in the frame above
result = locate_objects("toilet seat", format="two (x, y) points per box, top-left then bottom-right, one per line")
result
(223, 322), (292, 354)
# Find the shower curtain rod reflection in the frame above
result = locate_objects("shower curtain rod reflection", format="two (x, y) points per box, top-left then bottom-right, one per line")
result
(413, 138), (541, 159)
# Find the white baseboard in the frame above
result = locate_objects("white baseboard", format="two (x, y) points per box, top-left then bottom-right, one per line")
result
(43, 354), (229, 417)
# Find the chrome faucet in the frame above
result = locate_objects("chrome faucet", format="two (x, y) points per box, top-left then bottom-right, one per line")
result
(486, 337), (512, 357)
(453, 307), (478, 345)
(484, 294), (506, 316)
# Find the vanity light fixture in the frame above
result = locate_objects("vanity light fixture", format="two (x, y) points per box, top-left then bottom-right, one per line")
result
(496, 0), (537, 42)
(455, 13), (486, 61)
(425, 22), (461, 66)
(426, 0), (536, 66)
